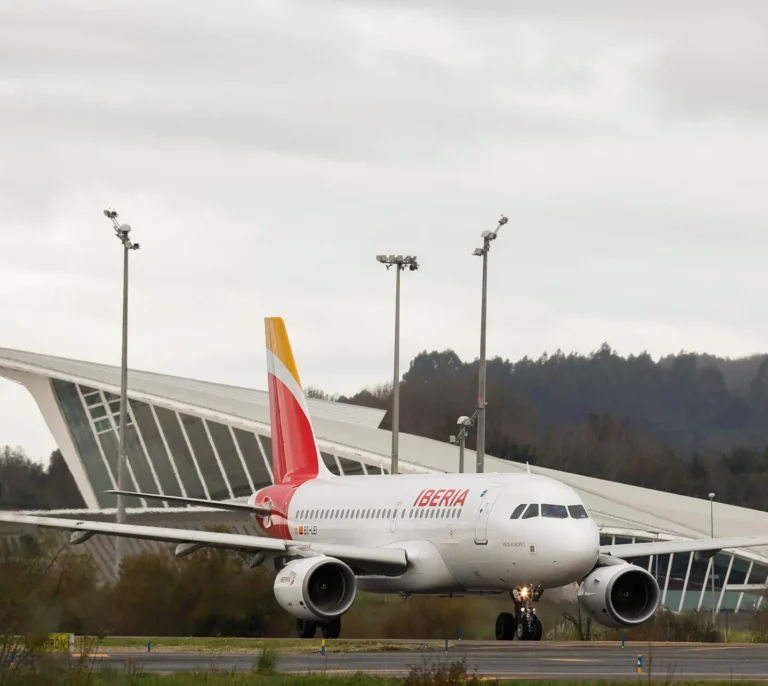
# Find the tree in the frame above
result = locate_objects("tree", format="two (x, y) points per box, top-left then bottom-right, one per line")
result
(0, 447), (84, 511)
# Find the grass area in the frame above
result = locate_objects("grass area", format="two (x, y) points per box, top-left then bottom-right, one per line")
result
(98, 637), (446, 653)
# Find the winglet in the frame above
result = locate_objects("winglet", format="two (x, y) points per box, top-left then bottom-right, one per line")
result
(526, 462), (531, 475)
(265, 317), (333, 484)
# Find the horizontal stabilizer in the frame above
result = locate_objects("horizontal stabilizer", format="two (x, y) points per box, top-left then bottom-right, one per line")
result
(105, 489), (270, 515)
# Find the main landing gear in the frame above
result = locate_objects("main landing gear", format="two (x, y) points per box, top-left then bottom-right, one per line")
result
(495, 586), (543, 641)
(296, 617), (341, 640)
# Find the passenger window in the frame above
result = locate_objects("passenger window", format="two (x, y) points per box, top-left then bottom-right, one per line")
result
(521, 504), (539, 519)
(542, 504), (568, 519)
(510, 504), (526, 519)
(568, 505), (589, 519)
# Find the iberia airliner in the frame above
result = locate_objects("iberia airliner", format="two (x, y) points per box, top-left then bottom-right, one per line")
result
(3, 318), (768, 641)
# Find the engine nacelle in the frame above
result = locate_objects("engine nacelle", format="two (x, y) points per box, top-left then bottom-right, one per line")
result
(273, 557), (357, 622)
(578, 563), (661, 629)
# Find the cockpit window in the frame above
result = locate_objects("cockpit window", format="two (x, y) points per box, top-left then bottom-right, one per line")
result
(510, 504), (526, 519)
(568, 505), (589, 519)
(521, 503), (539, 519)
(541, 504), (568, 519)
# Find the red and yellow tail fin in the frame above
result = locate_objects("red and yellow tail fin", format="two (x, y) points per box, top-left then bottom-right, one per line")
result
(265, 317), (333, 484)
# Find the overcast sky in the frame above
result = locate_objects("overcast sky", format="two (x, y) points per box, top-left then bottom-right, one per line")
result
(2, 0), (767, 462)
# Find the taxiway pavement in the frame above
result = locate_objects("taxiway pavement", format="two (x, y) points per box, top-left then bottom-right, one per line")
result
(88, 642), (768, 681)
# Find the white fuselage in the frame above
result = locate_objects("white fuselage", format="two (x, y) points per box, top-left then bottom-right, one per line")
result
(254, 472), (600, 596)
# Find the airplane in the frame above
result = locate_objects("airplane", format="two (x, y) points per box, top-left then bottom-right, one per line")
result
(3, 316), (768, 641)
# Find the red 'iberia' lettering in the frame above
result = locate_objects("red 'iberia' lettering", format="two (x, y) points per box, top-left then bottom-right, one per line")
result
(452, 489), (469, 506)
(413, 487), (469, 507)
(429, 489), (445, 506)
(418, 489), (435, 506)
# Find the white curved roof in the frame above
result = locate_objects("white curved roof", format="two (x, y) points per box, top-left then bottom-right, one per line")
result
(0, 347), (386, 430)
(1, 346), (767, 560)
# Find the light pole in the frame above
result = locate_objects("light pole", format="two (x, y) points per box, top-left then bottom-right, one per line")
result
(104, 208), (140, 577)
(472, 215), (508, 473)
(449, 413), (477, 473)
(376, 254), (419, 475)
(709, 492), (716, 623)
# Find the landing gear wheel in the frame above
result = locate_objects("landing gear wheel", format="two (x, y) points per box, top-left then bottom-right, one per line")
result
(322, 617), (341, 640)
(532, 617), (543, 641)
(495, 612), (516, 640)
(516, 620), (529, 641)
(296, 618), (317, 639)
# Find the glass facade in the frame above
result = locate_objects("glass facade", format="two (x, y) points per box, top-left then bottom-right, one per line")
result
(48, 379), (388, 509)
(600, 529), (768, 614)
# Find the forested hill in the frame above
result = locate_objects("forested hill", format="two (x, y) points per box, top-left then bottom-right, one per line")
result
(334, 345), (768, 455)
(312, 345), (768, 511)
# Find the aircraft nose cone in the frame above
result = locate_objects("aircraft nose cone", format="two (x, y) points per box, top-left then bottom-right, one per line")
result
(559, 521), (600, 572)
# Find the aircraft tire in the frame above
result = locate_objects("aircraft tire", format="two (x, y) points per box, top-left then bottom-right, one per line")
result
(297, 618), (317, 639)
(322, 617), (341, 640)
(516, 619), (532, 641)
(495, 612), (516, 640)
(532, 617), (543, 641)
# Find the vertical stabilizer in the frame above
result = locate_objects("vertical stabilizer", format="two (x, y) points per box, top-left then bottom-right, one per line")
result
(264, 317), (333, 484)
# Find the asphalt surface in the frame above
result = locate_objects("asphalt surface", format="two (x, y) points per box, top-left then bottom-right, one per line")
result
(87, 642), (768, 681)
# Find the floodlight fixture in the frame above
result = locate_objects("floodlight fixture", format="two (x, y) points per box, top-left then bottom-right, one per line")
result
(473, 215), (509, 474)
(376, 251), (420, 474)
(102, 207), (141, 577)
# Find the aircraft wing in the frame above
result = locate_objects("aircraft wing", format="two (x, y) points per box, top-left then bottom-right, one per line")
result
(0, 512), (408, 576)
(600, 536), (768, 560)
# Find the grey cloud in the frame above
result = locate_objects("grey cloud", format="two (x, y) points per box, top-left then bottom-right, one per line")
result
(1, 0), (637, 170)
(1, 0), (768, 460)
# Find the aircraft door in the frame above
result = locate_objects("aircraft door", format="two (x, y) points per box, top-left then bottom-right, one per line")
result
(474, 485), (506, 545)
(390, 502), (401, 533)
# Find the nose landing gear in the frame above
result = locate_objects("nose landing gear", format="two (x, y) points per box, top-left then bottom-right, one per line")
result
(495, 585), (543, 641)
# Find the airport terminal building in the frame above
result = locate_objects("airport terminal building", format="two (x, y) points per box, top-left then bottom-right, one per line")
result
(1, 347), (768, 615)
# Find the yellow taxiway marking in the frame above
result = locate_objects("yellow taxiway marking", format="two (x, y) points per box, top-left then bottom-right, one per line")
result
(542, 658), (599, 662)
(688, 645), (750, 651)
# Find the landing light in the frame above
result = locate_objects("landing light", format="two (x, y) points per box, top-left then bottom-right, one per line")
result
(520, 586), (529, 598)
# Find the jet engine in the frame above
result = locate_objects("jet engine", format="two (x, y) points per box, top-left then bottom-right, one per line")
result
(273, 557), (357, 621)
(577, 563), (661, 628)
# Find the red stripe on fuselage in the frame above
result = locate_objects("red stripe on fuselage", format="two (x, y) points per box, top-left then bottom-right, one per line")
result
(254, 484), (298, 541)
(267, 372), (319, 485)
